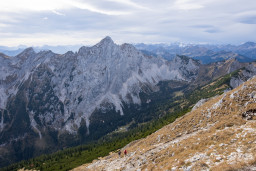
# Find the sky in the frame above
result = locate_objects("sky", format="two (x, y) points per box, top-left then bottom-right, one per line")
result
(0, 0), (256, 47)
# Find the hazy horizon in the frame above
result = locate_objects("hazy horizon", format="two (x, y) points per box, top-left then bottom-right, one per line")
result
(1, 36), (255, 49)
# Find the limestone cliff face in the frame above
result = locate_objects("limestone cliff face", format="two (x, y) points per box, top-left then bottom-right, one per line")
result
(74, 76), (256, 171)
(0, 37), (200, 136)
(0, 37), (201, 167)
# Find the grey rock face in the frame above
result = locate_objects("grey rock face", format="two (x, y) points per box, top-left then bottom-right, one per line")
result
(192, 99), (209, 111)
(0, 37), (200, 136)
(230, 64), (256, 89)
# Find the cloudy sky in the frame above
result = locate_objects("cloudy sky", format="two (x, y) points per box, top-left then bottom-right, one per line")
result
(0, 0), (255, 46)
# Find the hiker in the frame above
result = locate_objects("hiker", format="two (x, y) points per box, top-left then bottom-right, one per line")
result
(118, 150), (121, 157)
(124, 150), (127, 155)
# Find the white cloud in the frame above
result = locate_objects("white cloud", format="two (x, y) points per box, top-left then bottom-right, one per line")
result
(0, 14), (20, 23)
(0, 0), (131, 15)
(106, 0), (149, 10)
(0, 23), (10, 32)
(174, 0), (204, 10)
(0, 0), (70, 12)
(0, 0), (255, 46)
(70, 1), (130, 15)
(0, 32), (102, 46)
(52, 10), (65, 16)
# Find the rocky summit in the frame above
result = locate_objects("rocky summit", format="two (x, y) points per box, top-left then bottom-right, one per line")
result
(0, 36), (199, 134)
(0, 37), (200, 166)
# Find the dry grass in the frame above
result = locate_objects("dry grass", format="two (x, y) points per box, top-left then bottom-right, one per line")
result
(73, 77), (256, 171)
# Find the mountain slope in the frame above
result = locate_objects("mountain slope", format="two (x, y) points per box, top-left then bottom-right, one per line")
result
(193, 51), (254, 64)
(0, 37), (201, 167)
(0, 37), (199, 134)
(75, 76), (256, 171)
(1, 37), (256, 168)
(4, 62), (256, 171)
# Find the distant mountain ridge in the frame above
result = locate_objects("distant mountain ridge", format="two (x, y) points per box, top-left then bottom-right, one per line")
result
(135, 41), (256, 64)
(1, 41), (255, 59)
(0, 45), (82, 56)
(0, 47), (25, 56)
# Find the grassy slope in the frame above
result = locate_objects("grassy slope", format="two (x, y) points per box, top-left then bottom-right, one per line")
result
(82, 76), (256, 171)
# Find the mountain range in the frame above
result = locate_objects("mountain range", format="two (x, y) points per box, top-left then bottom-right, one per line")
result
(1, 37), (256, 168)
(135, 42), (256, 64)
(0, 45), (81, 56)
(1, 41), (256, 65)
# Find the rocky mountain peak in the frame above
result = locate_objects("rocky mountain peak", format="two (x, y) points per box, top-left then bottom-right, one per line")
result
(120, 43), (138, 52)
(77, 37), (116, 58)
(172, 55), (201, 67)
(37, 49), (54, 55)
(17, 47), (36, 60)
(77, 46), (89, 55)
(0, 52), (9, 59)
(19, 47), (35, 55)
(241, 41), (256, 48)
(174, 55), (190, 61)
(96, 36), (115, 47)
(0, 37), (202, 136)
(65, 51), (75, 56)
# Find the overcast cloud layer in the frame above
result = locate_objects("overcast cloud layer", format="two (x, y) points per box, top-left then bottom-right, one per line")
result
(0, 0), (256, 46)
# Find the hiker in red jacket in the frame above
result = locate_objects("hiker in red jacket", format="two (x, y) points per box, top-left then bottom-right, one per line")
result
(124, 150), (127, 155)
